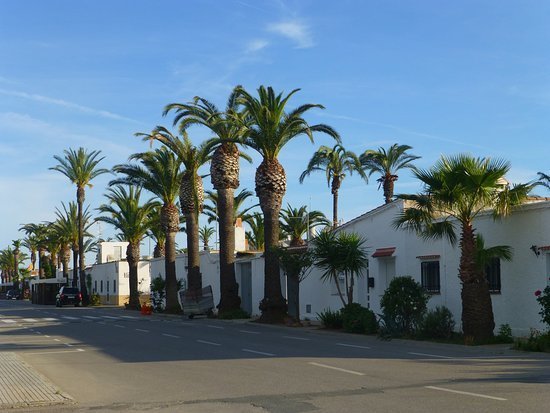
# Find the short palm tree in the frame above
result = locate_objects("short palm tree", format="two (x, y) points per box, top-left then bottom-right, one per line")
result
(145, 127), (210, 292)
(146, 205), (166, 258)
(279, 204), (330, 247)
(112, 147), (183, 312)
(12, 240), (21, 284)
(203, 189), (258, 225)
(50, 148), (109, 302)
(97, 185), (159, 310)
(199, 226), (216, 251)
(474, 234), (513, 273)
(394, 154), (533, 341)
(312, 230), (369, 307)
(236, 85), (340, 322)
(164, 89), (251, 313)
(20, 223), (49, 278)
(360, 143), (420, 204)
(21, 236), (38, 273)
(300, 144), (366, 227)
(245, 213), (264, 251)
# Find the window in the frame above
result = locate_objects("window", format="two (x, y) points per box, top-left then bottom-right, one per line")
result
(485, 258), (501, 293)
(113, 280), (116, 293)
(100, 280), (103, 293)
(107, 280), (110, 292)
(421, 261), (440, 293)
(94, 280), (97, 293)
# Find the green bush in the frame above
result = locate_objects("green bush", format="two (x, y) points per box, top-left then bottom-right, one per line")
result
(218, 308), (250, 319)
(496, 323), (513, 343)
(514, 329), (550, 352)
(342, 303), (378, 334)
(317, 308), (343, 329)
(380, 276), (429, 336)
(89, 292), (101, 306)
(150, 275), (166, 312)
(535, 287), (550, 328)
(418, 306), (455, 339)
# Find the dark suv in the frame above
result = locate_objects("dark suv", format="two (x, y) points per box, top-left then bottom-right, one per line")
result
(56, 287), (82, 307)
(6, 289), (21, 300)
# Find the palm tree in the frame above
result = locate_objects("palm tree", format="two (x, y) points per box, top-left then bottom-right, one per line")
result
(300, 144), (366, 227)
(312, 230), (369, 307)
(279, 204), (330, 247)
(537, 172), (550, 189)
(50, 148), (109, 302)
(394, 154), (533, 341)
(203, 189), (258, 225)
(144, 127), (210, 293)
(112, 147), (183, 312)
(236, 85), (340, 322)
(146, 205), (166, 258)
(21, 236), (38, 273)
(245, 213), (265, 251)
(199, 226), (215, 251)
(97, 185), (159, 309)
(20, 223), (49, 278)
(164, 89), (251, 314)
(474, 234), (513, 274)
(360, 143), (420, 204)
(12, 240), (21, 285)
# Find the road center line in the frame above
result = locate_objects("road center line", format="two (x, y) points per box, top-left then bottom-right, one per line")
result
(197, 339), (221, 346)
(336, 343), (371, 349)
(135, 329), (150, 333)
(26, 349), (85, 355)
(206, 325), (224, 329)
(308, 362), (365, 376)
(162, 333), (180, 338)
(239, 330), (260, 334)
(409, 352), (453, 359)
(283, 335), (309, 341)
(242, 349), (275, 356)
(425, 386), (507, 401)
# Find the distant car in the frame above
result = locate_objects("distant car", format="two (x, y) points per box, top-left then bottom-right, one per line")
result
(6, 289), (21, 300)
(56, 287), (82, 307)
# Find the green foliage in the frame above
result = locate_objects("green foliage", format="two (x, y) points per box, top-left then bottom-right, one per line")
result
(342, 303), (378, 334)
(514, 329), (550, 352)
(150, 275), (166, 312)
(317, 308), (343, 329)
(89, 293), (101, 306)
(217, 308), (250, 319)
(380, 276), (429, 336)
(496, 323), (513, 343)
(535, 287), (550, 328)
(418, 306), (455, 339)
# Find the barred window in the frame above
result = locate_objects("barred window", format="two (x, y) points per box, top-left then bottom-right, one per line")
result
(421, 261), (440, 293)
(485, 258), (501, 293)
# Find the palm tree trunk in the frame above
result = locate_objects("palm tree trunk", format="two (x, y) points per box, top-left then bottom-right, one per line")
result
(77, 187), (89, 304)
(62, 245), (70, 283)
(186, 212), (202, 291)
(162, 204), (180, 312)
(126, 242), (141, 310)
(217, 187), (241, 313)
(383, 175), (396, 204)
(71, 246), (78, 287)
(38, 248), (45, 278)
(153, 241), (165, 258)
(331, 177), (341, 228)
(459, 222), (495, 341)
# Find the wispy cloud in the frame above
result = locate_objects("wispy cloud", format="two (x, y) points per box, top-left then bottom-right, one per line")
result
(245, 39), (269, 53)
(0, 88), (138, 122)
(267, 20), (314, 48)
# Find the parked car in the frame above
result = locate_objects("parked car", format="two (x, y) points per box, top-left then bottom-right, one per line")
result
(6, 289), (22, 300)
(56, 287), (82, 307)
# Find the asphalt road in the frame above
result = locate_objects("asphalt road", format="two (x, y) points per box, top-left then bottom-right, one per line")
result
(1, 299), (550, 413)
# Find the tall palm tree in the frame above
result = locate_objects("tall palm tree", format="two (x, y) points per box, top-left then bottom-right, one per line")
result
(300, 144), (366, 228)
(112, 147), (183, 312)
(21, 236), (38, 273)
(236, 85), (340, 323)
(360, 143), (420, 204)
(164, 89), (250, 314)
(97, 185), (159, 310)
(394, 154), (533, 341)
(20, 223), (49, 278)
(50, 148), (109, 302)
(144, 127), (210, 292)
(279, 204), (330, 247)
(12, 240), (21, 284)
(203, 189), (258, 225)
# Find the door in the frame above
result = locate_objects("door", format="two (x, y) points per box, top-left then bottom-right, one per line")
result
(379, 257), (396, 292)
(240, 262), (252, 315)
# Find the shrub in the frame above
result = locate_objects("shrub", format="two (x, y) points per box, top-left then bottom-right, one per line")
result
(150, 275), (166, 312)
(535, 287), (550, 328)
(317, 308), (343, 329)
(380, 276), (429, 336)
(89, 292), (101, 306)
(514, 328), (550, 352)
(218, 308), (250, 320)
(496, 323), (513, 343)
(342, 303), (378, 334)
(418, 306), (455, 339)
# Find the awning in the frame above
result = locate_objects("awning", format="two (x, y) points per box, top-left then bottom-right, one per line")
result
(416, 254), (441, 260)
(372, 247), (396, 258)
(539, 246), (550, 252)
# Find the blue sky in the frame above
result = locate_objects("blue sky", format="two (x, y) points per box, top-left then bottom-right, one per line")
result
(1, 0), (549, 257)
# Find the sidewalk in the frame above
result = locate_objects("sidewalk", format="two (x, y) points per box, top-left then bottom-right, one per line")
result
(0, 352), (73, 409)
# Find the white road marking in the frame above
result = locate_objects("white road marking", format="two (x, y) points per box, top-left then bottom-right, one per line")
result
(206, 325), (224, 329)
(54, 339), (61, 342)
(425, 386), (507, 401)
(120, 315), (138, 319)
(197, 339), (221, 346)
(26, 349), (85, 355)
(239, 330), (260, 335)
(162, 333), (180, 338)
(114, 324), (126, 328)
(62, 316), (79, 320)
(65, 343), (74, 347)
(308, 362), (365, 376)
(2, 320), (16, 323)
(83, 316), (101, 320)
(282, 335), (309, 341)
(136, 329), (150, 333)
(44, 318), (58, 321)
(242, 349), (275, 356)
(409, 352), (453, 359)
(336, 343), (371, 349)
(101, 316), (119, 319)
(23, 318), (37, 322)
(44, 335), (50, 338)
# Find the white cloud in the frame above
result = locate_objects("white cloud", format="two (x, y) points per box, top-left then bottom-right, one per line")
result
(0, 88), (138, 122)
(245, 39), (269, 53)
(267, 20), (314, 49)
